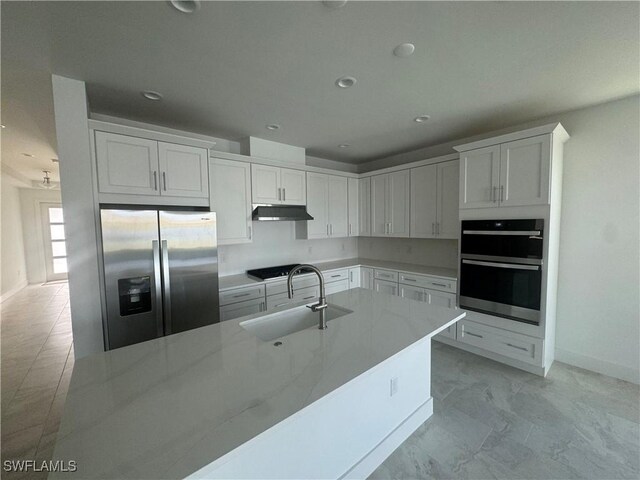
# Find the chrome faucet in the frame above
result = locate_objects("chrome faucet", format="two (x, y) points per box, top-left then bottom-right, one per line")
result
(287, 264), (329, 329)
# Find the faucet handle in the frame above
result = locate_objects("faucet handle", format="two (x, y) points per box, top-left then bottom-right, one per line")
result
(309, 302), (328, 312)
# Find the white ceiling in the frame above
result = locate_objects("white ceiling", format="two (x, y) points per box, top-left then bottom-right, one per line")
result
(2, 1), (639, 180)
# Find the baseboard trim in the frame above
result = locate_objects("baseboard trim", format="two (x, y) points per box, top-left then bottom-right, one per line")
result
(555, 347), (640, 385)
(340, 398), (433, 479)
(0, 280), (28, 303)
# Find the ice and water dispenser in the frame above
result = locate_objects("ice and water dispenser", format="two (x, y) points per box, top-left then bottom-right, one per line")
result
(118, 277), (152, 316)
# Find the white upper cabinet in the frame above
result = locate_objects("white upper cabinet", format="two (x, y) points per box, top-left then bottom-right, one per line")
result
(459, 134), (552, 209)
(158, 142), (209, 198)
(358, 177), (371, 236)
(459, 145), (500, 209)
(96, 132), (160, 196)
(302, 173), (348, 239)
(372, 171), (410, 237)
(347, 178), (359, 237)
(437, 160), (460, 238)
(499, 135), (551, 207)
(95, 131), (209, 201)
(251, 165), (306, 205)
(410, 164), (438, 238)
(211, 159), (252, 245)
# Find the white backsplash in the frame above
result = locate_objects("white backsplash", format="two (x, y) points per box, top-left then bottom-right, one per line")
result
(357, 237), (458, 269)
(218, 221), (358, 275)
(219, 221), (458, 276)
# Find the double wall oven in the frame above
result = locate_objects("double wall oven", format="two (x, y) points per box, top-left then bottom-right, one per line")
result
(459, 219), (544, 325)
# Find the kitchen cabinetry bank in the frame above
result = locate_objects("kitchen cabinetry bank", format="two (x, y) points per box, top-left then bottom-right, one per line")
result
(51, 289), (464, 480)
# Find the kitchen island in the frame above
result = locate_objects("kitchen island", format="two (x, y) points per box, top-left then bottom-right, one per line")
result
(51, 289), (464, 479)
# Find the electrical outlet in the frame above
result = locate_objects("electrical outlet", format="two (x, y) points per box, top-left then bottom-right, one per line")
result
(390, 377), (399, 397)
(308, 246), (313, 254)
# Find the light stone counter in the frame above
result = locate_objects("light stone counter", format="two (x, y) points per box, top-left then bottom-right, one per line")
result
(219, 257), (457, 291)
(51, 289), (464, 479)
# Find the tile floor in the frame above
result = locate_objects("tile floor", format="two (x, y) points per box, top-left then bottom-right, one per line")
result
(1, 282), (73, 479)
(1, 283), (638, 480)
(372, 342), (640, 479)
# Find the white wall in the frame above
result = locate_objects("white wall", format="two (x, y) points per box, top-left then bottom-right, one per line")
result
(357, 237), (458, 270)
(360, 94), (640, 383)
(19, 187), (63, 284)
(219, 221), (358, 276)
(1, 172), (28, 299)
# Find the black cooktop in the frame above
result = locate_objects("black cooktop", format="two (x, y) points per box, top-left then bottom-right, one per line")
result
(247, 264), (313, 281)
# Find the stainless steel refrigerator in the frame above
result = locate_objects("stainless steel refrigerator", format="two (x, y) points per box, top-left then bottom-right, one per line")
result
(100, 208), (219, 350)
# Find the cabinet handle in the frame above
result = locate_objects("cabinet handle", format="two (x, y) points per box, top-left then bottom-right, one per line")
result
(466, 331), (483, 339)
(431, 282), (448, 288)
(492, 186), (498, 203)
(349, 271), (353, 281)
(506, 342), (528, 352)
(283, 188), (286, 201)
(389, 223), (393, 234)
(436, 222), (440, 235)
(233, 292), (251, 298)
(330, 224), (333, 235)
(277, 188), (281, 201)
(153, 171), (158, 191)
(162, 172), (167, 191)
(275, 302), (288, 308)
(247, 225), (252, 239)
(500, 185), (504, 202)
(303, 295), (315, 300)
(331, 274), (341, 278)
(403, 278), (416, 282)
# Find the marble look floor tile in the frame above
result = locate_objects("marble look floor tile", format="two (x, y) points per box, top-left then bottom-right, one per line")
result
(0, 425), (44, 462)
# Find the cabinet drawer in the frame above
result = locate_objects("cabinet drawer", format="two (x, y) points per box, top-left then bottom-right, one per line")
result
(220, 297), (266, 322)
(220, 285), (265, 306)
(267, 275), (319, 296)
(457, 319), (543, 366)
(374, 269), (398, 282)
(325, 269), (349, 283)
(325, 279), (349, 295)
(268, 286), (319, 310)
(399, 272), (456, 293)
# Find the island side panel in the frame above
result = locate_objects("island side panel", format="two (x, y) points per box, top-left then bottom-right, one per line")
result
(187, 338), (432, 480)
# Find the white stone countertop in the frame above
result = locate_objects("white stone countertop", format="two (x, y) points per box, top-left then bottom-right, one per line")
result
(51, 289), (465, 479)
(218, 257), (458, 291)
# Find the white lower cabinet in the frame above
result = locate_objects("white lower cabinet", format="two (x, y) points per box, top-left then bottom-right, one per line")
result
(325, 279), (349, 295)
(427, 289), (456, 309)
(374, 279), (398, 296)
(348, 267), (361, 288)
(360, 267), (374, 290)
(268, 286), (319, 310)
(220, 297), (266, 322)
(456, 319), (543, 366)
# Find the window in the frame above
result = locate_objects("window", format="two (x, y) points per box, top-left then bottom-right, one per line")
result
(42, 204), (68, 280)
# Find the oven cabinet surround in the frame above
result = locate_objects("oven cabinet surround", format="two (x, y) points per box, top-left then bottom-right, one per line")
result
(251, 164), (306, 205)
(50, 289), (465, 479)
(210, 158), (253, 245)
(410, 159), (460, 239)
(94, 131), (209, 204)
(297, 172), (348, 239)
(451, 122), (570, 376)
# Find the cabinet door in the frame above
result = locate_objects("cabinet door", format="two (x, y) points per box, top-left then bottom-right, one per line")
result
(426, 289), (456, 309)
(437, 160), (460, 238)
(306, 173), (329, 239)
(280, 168), (306, 205)
(410, 165), (437, 238)
(388, 170), (410, 237)
(95, 131), (159, 195)
(251, 164), (280, 204)
(328, 175), (348, 237)
(374, 279), (398, 296)
(360, 267), (374, 290)
(348, 267), (361, 289)
(220, 298), (265, 322)
(212, 159), (252, 245)
(499, 135), (551, 207)
(158, 142), (208, 198)
(400, 285), (427, 302)
(371, 174), (388, 236)
(347, 178), (359, 237)
(358, 177), (371, 236)
(459, 145), (500, 209)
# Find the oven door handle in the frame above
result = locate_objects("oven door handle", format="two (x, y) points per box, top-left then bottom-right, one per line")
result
(462, 259), (540, 271)
(462, 230), (541, 236)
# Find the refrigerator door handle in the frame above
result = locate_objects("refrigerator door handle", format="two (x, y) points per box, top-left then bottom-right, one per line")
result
(152, 240), (164, 337)
(161, 239), (172, 335)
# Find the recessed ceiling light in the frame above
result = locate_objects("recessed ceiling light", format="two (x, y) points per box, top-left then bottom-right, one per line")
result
(335, 76), (357, 88)
(0, 124), (5, 129)
(414, 115), (431, 123)
(338, 144), (350, 148)
(393, 43), (415, 58)
(322, 0), (347, 8)
(266, 124), (281, 131)
(141, 91), (162, 101)
(51, 158), (59, 163)
(169, 0), (200, 13)
(22, 153), (35, 157)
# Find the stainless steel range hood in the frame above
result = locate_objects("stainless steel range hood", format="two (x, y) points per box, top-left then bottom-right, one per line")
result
(251, 205), (314, 221)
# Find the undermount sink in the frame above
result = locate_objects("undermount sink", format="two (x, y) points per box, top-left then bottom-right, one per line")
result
(240, 304), (353, 342)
